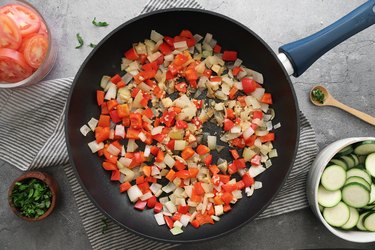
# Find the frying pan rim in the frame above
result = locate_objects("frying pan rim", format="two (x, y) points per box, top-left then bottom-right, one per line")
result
(65, 7), (300, 244)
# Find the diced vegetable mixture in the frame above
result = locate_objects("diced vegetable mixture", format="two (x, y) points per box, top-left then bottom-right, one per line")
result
(81, 29), (280, 235)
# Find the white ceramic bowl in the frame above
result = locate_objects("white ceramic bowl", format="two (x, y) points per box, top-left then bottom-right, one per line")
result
(307, 137), (375, 243)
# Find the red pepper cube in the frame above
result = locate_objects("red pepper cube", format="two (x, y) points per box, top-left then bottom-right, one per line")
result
(134, 200), (147, 211)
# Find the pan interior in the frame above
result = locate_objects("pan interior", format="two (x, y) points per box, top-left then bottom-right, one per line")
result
(66, 9), (299, 243)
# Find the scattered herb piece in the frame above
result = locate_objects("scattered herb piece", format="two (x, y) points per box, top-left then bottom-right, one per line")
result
(92, 17), (109, 27)
(75, 33), (84, 49)
(89, 43), (97, 48)
(11, 178), (52, 218)
(312, 88), (325, 104)
(101, 218), (109, 234)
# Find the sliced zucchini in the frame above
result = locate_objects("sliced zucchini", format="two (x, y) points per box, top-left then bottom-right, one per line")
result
(329, 159), (347, 170)
(357, 212), (370, 231)
(341, 155), (355, 168)
(323, 202), (350, 227)
(342, 183), (370, 208)
(370, 184), (375, 204)
(345, 176), (371, 191)
(365, 153), (375, 178)
(341, 207), (359, 230)
(363, 212), (375, 232)
(350, 153), (359, 166)
(319, 204), (324, 212)
(337, 145), (353, 156)
(321, 165), (346, 191)
(317, 185), (342, 208)
(346, 168), (372, 184)
(354, 141), (375, 155)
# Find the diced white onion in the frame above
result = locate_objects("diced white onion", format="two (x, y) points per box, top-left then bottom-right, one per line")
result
(119, 157), (132, 168)
(164, 54), (174, 61)
(251, 88), (265, 101)
(180, 214), (190, 227)
(249, 166), (266, 178)
(104, 82), (117, 100)
(174, 41), (188, 50)
(170, 227), (183, 235)
(140, 191), (153, 201)
(174, 140), (187, 151)
(144, 145), (151, 157)
(245, 186), (255, 197)
(230, 126), (241, 134)
(173, 220), (183, 229)
(107, 144), (120, 156)
(165, 201), (177, 213)
(87, 140), (104, 153)
(150, 183), (162, 195)
(154, 212), (165, 225)
(80, 125), (91, 136)
(203, 33), (213, 44)
(211, 215), (221, 222)
(162, 182), (177, 194)
(152, 166), (161, 176)
(101, 75), (111, 89)
(265, 159), (273, 168)
(254, 181), (263, 189)
(164, 154), (175, 168)
(273, 122), (281, 129)
(150, 30), (164, 42)
(127, 139), (138, 152)
(151, 126), (164, 135)
(115, 125), (125, 138)
(147, 52), (162, 62)
(138, 132), (147, 142)
(214, 205), (224, 216)
(243, 127), (255, 140)
(127, 185), (143, 203)
(269, 149), (278, 158)
(207, 135), (217, 150)
(88, 118), (98, 131)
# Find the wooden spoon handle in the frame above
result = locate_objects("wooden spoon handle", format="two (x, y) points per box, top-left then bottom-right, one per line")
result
(330, 100), (375, 126)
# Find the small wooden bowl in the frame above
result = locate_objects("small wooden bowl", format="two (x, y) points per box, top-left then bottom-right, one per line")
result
(8, 171), (59, 222)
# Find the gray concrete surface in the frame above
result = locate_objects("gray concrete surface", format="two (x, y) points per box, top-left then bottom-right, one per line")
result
(1, 0), (375, 249)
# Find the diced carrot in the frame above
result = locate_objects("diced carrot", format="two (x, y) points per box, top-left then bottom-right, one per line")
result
(107, 100), (118, 111)
(209, 165), (220, 175)
(102, 162), (117, 171)
(196, 145), (210, 155)
(143, 166), (151, 177)
(188, 168), (199, 178)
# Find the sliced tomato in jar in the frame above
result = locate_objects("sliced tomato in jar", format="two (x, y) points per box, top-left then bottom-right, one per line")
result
(0, 4), (41, 37)
(0, 14), (22, 50)
(22, 34), (48, 69)
(0, 48), (33, 83)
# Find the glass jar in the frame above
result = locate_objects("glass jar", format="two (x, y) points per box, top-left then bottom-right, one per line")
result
(0, 0), (57, 88)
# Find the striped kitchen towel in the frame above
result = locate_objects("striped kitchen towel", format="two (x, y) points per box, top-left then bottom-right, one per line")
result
(0, 0), (318, 249)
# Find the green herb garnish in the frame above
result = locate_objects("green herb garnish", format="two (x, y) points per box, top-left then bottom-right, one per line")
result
(312, 89), (325, 104)
(75, 33), (84, 49)
(101, 218), (109, 234)
(89, 43), (97, 48)
(11, 179), (52, 218)
(92, 17), (109, 27)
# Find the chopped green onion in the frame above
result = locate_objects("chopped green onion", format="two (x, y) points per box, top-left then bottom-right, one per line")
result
(92, 17), (109, 27)
(75, 33), (84, 49)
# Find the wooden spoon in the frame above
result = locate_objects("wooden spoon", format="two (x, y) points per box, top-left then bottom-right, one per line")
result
(310, 85), (375, 126)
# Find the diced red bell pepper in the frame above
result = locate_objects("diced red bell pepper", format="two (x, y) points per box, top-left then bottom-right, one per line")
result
(180, 29), (193, 38)
(181, 147), (195, 160)
(261, 93), (273, 104)
(159, 42), (172, 55)
(260, 132), (275, 143)
(188, 168), (199, 178)
(251, 155), (261, 166)
(164, 36), (174, 47)
(193, 182), (205, 195)
(252, 110), (263, 120)
(102, 162), (117, 171)
(242, 173), (254, 187)
(119, 182), (131, 193)
(222, 183), (237, 192)
(175, 120), (188, 129)
(227, 163), (237, 175)
(232, 66), (242, 76)
(129, 113), (142, 129)
(111, 74), (122, 84)
(177, 205), (189, 214)
(175, 170), (190, 179)
(223, 119), (235, 131)
(209, 165), (220, 175)
(195, 212), (214, 225)
(204, 154), (213, 166)
(222, 51), (237, 61)
(221, 192), (233, 204)
(111, 170), (121, 181)
(196, 145), (210, 155)
(174, 160), (186, 171)
(134, 200), (147, 211)
(110, 110), (121, 124)
(175, 82), (187, 93)
(152, 133), (166, 143)
(147, 196), (157, 208)
(142, 61), (158, 71)
(95, 127), (110, 143)
(191, 220), (200, 228)
(229, 149), (240, 160)
(166, 139), (175, 150)
(242, 77), (257, 94)
(154, 202), (163, 213)
(96, 90), (105, 106)
(233, 158), (246, 169)
(164, 216), (174, 229)
(213, 44), (221, 53)
(125, 47), (138, 60)
(126, 128), (141, 139)
(98, 115), (111, 127)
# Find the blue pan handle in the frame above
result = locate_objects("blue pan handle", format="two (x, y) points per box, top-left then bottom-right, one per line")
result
(279, 0), (375, 77)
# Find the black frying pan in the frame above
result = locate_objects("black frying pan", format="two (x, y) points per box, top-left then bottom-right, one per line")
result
(65, 1), (375, 243)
